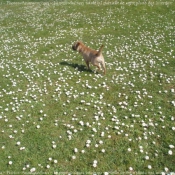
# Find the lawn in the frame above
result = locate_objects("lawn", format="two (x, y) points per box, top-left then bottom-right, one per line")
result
(0, 0), (175, 174)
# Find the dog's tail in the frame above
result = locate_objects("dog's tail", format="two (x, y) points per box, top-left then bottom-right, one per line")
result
(96, 45), (104, 56)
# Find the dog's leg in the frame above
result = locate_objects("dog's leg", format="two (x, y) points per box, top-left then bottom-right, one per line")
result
(85, 60), (90, 69)
(94, 62), (101, 72)
(101, 61), (106, 75)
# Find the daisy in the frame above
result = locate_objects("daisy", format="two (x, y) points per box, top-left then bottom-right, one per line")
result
(145, 155), (149, 160)
(168, 150), (173, 155)
(129, 167), (133, 171)
(8, 161), (13, 165)
(52, 144), (56, 149)
(72, 155), (76, 160)
(30, 168), (36, 172)
(93, 163), (97, 168)
(81, 150), (85, 153)
(74, 148), (78, 153)
(16, 141), (21, 146)
(54, 160), (58, 164)
(148, 165), (152, 169)
(169, 145), (174, 149)
(101, 149), (106, 153)
(128, 148), (131, 152)
(46, 165), (50, 169)
(93, 160), (98, 164)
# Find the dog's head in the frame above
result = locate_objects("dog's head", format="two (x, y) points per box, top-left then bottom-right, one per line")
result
(72, 41), (81, 51)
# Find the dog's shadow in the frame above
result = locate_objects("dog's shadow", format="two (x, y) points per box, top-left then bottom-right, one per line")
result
(59, 61), (93, 73)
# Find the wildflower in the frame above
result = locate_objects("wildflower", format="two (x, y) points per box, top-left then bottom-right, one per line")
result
(79, 121), (84, 126)
(9, 135), (14, 139)
(103, 172), (109, 175)
(86, 140), (91, 144)
(101, 149), (106, 153)
(8, 161), (13, 165)
(168, 150), (173, 155)
(129, 167), (133, 171)
(164, 167), (169, 172)
(86, 144), (90, 147)
(81, 150), (85, 153)
(16, 141), (21, 146)
(171, 101), (175, 106)
(128, 148), (131, 152)
(171, 89), (174, 93)
(74, 148), (78, 153)
(52, 144), (56, 149)
(93, 163), (97, 168)
(99, 140), (103, 144)
(86, 122), (90, 127)
(72, 155), (76, 160)
(169, 145), (174, 149)
(148, 165), (152, 169)
(13, 130), (17, 134)
(92, 128), (97, 132)
(93, 160), (98, 164)
(101, 132), (105, 137)
(108, 135), (111, 138)
(30, 168), (36, 172)
(19, 147), (25, 150)
(145, 155), (149, 160)
(93, 160), (98, 168)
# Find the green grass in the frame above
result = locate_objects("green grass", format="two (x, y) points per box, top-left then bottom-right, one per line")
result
(0, 0), (175, 174)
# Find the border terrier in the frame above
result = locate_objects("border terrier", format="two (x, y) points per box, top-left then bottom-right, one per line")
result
(72, 41), (106, 75)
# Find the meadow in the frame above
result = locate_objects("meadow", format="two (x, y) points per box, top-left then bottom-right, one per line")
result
(0, 0), (175, 174)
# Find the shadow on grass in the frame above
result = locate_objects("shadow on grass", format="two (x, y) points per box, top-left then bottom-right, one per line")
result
(59, 61), (93, 73)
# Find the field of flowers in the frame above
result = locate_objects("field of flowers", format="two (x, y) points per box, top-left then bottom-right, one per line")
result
(0, 0), (175, 174)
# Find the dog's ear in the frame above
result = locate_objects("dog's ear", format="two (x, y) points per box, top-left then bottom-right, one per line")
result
(75, 42), (80, 49)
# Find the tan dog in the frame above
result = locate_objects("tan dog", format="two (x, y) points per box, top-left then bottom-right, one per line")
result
(72, 41), (106, 74)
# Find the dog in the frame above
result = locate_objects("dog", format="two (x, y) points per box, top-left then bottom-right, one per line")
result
(72, 41), (106, 75)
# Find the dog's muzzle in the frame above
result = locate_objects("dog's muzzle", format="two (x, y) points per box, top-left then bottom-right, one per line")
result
(72, 45), (76, 51)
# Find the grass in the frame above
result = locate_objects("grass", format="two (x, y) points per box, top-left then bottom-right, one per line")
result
(0, 0), (175, 174)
